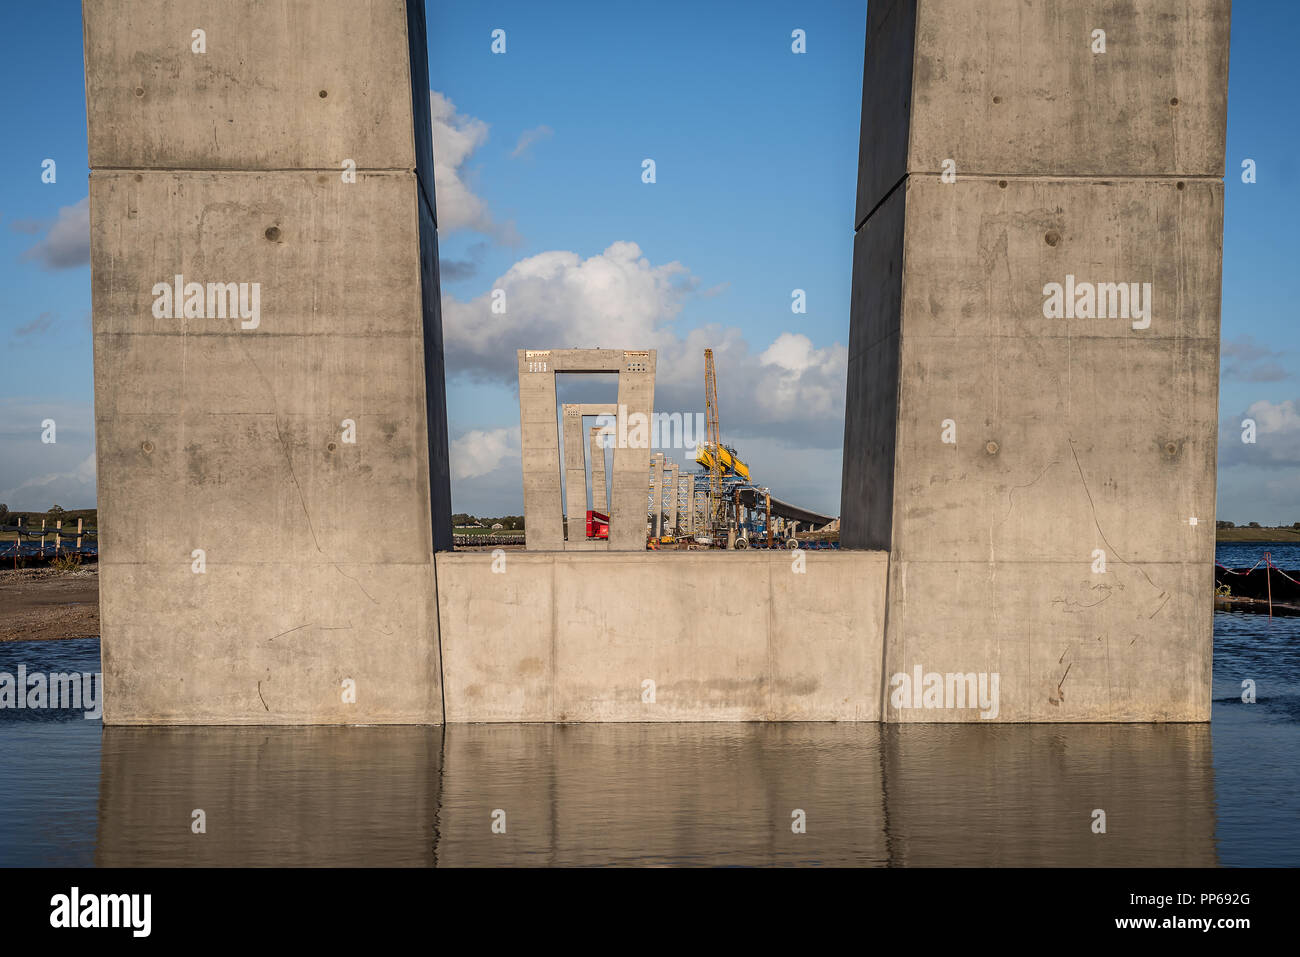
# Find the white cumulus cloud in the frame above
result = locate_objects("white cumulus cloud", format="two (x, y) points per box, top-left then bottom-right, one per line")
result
(441, 242), (847, 451)
(431, 91), (520, 245)
(22, 196), (90, 270)
(450, 426), (520, 481)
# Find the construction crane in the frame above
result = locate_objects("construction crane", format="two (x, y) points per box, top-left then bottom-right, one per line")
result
(702, 349), (724, 535)
(672, 348), (831, 549)
(698, 349), (753, 537)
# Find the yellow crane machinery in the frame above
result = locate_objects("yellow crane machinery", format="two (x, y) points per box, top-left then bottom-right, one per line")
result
(695, 443), (750, 482)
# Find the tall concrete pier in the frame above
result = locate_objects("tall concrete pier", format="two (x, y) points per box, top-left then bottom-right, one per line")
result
(841, 0), (1230, 720)
(84, 0), (450, 723)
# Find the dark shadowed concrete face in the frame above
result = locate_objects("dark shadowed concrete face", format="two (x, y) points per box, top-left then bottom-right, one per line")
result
(84, 0), (450, 724)
(842, 0), (1229, 720)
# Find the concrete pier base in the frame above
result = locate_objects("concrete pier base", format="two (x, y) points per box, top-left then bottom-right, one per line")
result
(436, 550), (888, 722)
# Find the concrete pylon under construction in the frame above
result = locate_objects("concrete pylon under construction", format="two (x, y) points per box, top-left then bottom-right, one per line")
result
(651, 453), (666, 539)
(590, 426), (609, 512)
(83, 0), (451, 724)
(840, 0), (1230, 721)
(517, 349), (655, 551)
(561, 403), (615, 549)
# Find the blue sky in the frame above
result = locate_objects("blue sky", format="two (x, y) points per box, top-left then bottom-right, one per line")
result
(0, 0), (1297, 525)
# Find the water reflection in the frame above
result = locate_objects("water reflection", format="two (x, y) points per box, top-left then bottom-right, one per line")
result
(96, 727), (442, 867)
(95, 723), (1216, 867)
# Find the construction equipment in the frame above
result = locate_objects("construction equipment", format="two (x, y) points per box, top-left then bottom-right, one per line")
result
(585, 509), (610, 540)
(703, 349), (725, 535)
(649, 347), (837, 549)
(695, 443), (750, 482)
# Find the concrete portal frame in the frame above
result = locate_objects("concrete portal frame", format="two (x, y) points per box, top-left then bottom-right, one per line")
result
(518, 349), (656, 551)
(589, 426), (609, 512)
(562, 403), (616, 549)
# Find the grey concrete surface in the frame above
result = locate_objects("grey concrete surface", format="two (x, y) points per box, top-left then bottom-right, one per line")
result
(842, 0), (1229, 721)
(437, 550), (889, 722)
(85, 0), (448, 724)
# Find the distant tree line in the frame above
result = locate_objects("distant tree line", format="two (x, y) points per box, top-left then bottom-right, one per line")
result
(1216, 520), (1300, 529)
(451, 513), (525, 530)
(0, 505), (97, 527)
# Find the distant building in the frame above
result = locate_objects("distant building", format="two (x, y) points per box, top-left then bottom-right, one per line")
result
(491, 523), (504, 530)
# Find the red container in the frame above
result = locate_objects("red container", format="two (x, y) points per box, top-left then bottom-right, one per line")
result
(586, 510), (610, 539)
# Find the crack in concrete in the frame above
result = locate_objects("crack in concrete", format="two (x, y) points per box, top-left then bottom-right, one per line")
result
(1148, 593), (1172, 619)
(1068, 439), (1169, 620)
(1004, 462), (1059, 521)
(268, 622), (313, 642)
(334, 564), (380, 605)
(273, 417), (323, 554)
(239, 341), (323, 554)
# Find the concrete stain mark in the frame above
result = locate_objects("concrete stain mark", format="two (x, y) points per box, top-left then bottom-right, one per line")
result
(516, 657), (545, 676)
(267, 622), (313, 642)
(256, 680), (269, 711)
(333, 564), (380, 605)
(660, 676), (820, 699)
(1048, 662), (1073, 707)
(1051, 583), (1116, 613)
(1003, 460), (1059, 521)
(1067, 437), (1163, 597)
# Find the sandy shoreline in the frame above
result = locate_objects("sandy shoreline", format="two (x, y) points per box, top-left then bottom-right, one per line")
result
(0, 567), (100, 642)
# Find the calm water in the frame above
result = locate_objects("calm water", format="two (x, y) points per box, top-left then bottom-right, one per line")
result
(1217, 541), (1300, 568)
(2, 544), (1298, 867)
